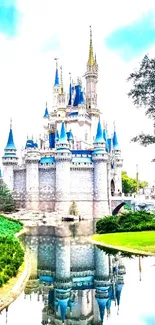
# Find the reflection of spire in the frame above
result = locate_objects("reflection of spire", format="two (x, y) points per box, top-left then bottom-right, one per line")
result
(88, 26), (95, 67)
(139, 256), (142, 281)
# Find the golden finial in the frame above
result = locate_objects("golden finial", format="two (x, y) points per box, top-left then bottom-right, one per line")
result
(88, 26), (95, 67)
(10, 117), (12, 129)
(54, 57), (58, 69)
(113, 120), (116, 131)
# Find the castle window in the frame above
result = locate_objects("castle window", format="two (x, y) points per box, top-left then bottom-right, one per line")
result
(85, 133), (88, 142)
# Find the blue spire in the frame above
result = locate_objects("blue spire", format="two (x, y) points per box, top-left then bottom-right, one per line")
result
(73, 85), (81, 106)
(43, 102), (49, 118)
(59, 298), (69, 322)
(5, 120), (16, 150)
(59, 122), (68, 143)
(115, 283), (124, 306)
(103, 127), (109, 152)
(68, 73), (72, 106)
(55, 129), (59, 141)
(54, 59), (59, 86)
(113, 123), (119, 149)
(94, 121), (104, 144)
(0, 169), (2, 179)
(96, 298), (107, 323)
(113, 130), (119, 149)
(79, 90), (85, 104)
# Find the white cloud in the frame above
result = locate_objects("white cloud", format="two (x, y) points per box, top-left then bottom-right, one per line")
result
(0, 0), (155, 182)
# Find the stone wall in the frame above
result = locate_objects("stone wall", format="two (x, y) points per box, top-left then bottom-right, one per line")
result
(14, 169), (26, 193)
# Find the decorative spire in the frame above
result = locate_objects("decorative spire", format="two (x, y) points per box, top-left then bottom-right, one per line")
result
(88, 26), (95, 67)
(59, 122), (68, 144)
(5, 120), (16, 150)
(43, 102), (49, 118)
(68, 72), (72, 106)
(54, 58), (59, 86)
(113, 121), (119, 150)
(59, 66), (64, 95)
(94, 121), (104, 144)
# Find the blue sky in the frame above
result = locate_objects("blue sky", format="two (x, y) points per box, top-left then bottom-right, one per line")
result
(105, 10), (155, 61)
(0, 0), (21, 37)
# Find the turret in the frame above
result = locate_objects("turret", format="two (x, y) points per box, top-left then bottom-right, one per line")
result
(85, 26), (99, 143)
(2, 120), (18, 191)
(53, 58), (60, 111)
(112, 123), (123, 195)
(25, 141), (40, 210)
(55, 122), (72, 213)
(92, 121), (109, 218)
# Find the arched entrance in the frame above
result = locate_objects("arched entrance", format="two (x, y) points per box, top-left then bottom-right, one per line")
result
(111, 179), (115, 196)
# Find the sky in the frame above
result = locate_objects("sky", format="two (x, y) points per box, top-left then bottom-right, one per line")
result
(1, 0), (155, 182)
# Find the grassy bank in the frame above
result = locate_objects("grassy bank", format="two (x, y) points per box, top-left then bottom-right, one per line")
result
(92, 231), (155, 254)
(0, 215), (24, 287)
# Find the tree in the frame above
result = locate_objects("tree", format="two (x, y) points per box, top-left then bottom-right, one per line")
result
(128, 54), (155, 148)
(122, 171), (148, 195)
(0, 182), (15, 212)
(122, 171), (137, 194)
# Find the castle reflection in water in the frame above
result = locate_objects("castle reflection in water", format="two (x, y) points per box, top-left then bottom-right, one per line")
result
(23, 221), (126, 325)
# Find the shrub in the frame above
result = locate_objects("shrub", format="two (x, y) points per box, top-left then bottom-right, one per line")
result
(0, 215), (24, 287)
(96, 211), (155, 234)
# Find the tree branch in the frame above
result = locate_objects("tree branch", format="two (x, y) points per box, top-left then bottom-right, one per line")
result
(131, 133), (155, 146)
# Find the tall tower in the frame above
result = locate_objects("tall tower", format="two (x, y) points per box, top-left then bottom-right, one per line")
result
(84, 27), (99, 143)
(55, 122), (72, 213)
(2, 120), (18, 191)
(112, 124), (123, 195)
(25, 146), (40, 210)
(57, 66), (66, 119)
(92, 121), (109, 218)
(53, 58), (60, 111)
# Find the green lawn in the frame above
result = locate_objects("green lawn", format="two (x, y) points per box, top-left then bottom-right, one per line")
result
(92, 231), (155, 255)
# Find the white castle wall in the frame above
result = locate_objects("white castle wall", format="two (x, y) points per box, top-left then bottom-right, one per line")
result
(14, 169), (26, 193)
(70, 168), (93, 217)
(39, 167), (55, 211)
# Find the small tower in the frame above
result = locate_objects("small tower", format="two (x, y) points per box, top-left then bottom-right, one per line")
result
(52, 58), (60, 111)
(55, 122), (72, 214)
(25, 141), (40, 210)
(57, 66), (66, 119)
(92, 121), (109, 218)
(2, 120), (18, 191)
(84, 26), (99, 143)
(112, 123), (123, 195)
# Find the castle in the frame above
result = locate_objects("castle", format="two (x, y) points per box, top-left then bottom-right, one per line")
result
(2, 28), (123, 218)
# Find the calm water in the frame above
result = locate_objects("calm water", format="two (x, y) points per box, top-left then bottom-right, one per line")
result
(1, 221), (155, 325)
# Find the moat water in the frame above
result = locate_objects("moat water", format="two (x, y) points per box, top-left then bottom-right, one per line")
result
(1, 221), (155, 325)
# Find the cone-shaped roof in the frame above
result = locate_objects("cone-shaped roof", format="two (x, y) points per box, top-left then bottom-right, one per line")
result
(5, 122), (16, 150)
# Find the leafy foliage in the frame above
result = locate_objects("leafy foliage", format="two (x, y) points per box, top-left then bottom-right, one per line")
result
(0, 182), (15, 212)
(122, 171), (148, 194)
(128, 54), (155, 146)
(96, 211), (155, 234)
(0, 215), (24, 287)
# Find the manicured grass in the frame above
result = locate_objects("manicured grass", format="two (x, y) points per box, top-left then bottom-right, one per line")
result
(92, 231), (155, 254)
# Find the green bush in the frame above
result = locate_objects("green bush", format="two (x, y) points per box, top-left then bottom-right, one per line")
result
(0, 215), (24, 287)
(96, 211), (155, 234)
